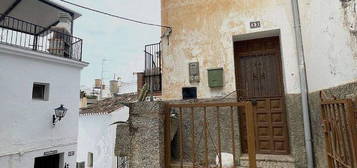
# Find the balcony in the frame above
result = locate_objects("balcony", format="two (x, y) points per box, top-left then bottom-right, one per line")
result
(137, 42), (162, 95)
(0, 13), (83, 61)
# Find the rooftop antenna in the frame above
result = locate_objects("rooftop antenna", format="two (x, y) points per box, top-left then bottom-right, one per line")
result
(99, 58), (107, 100)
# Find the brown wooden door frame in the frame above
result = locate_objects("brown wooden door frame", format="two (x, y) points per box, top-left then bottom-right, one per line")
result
(233, 36), (290, 155)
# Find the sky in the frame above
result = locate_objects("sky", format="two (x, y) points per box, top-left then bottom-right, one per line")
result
(53, 0), (161, 93)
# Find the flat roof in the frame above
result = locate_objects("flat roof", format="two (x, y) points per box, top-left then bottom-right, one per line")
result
(0, 0), (81, 30)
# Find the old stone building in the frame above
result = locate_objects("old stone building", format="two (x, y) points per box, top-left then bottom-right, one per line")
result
(132, 0), (357, 168)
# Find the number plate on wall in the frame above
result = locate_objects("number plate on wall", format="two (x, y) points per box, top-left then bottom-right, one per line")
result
(250, 21), (261, 29)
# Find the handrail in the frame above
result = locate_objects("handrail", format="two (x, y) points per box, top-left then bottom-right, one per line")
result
(0, 13), (83, 61)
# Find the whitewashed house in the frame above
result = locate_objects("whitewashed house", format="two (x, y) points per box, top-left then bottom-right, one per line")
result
(77, 93), (136, 168)
(0, 0), (87, 168)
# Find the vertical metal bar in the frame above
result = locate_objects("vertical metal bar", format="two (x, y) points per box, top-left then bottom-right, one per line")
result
(6, 17), (9, 44)
(28, 25), (32, 46)
(32, 26), (38, 50)
(203, 107), (209, 167)
(230, 106), (236, 167)
(190, 107), (196, 167)
(337, 103), (350, 164)
(245, 102), (257, 168)
(80, 39), (83, 61)
(332, 104), (342, 160)
(179, 107), (184, 168)
(10, 17), (13, 44)
(328, 104), (338, 166)
(346, 100), (357, 167)
(0, 25), (4, 42)
(14, 20), (18, 45)
(216, 106), (222, 168)
(321, 104), (334, 168)
(24, 22), (28, 46)
(19, 21), (23, 46)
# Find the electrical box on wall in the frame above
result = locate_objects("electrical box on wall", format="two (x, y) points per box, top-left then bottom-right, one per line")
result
(189, 62), (200, 83)
(208, 68), (223, 88)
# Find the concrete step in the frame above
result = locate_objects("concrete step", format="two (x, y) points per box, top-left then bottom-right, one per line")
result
(240, 154), (295, 168)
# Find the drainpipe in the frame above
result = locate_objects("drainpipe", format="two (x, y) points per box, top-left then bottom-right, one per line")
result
(290, 0), (314, 167)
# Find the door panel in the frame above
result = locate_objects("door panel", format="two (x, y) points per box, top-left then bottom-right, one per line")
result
(234, 37), (290, 155)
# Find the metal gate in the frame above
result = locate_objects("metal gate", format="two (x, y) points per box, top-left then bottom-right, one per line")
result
(164, 102), (257, 168)
(321, 98), (357, 168)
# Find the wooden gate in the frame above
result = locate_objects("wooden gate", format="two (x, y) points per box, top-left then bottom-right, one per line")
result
(164, 102), (257, 168)
(321, 99), (357, 168)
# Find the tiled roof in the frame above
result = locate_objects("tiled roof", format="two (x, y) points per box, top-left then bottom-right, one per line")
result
(80, 92), (137, 115)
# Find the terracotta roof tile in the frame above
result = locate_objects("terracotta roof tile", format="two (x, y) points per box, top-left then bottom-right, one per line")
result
(80, 92), (137, 115)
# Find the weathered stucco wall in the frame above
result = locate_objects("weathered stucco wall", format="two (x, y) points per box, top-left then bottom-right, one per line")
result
(161, 0), (357, 100)
(161, 0), (300, 100)
(300, 0), (357, 92)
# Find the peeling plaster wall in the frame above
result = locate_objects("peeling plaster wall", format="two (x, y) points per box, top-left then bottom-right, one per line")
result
(299, 0), (357, 92)
(161, 0), (301, 100)
(161, 0), (357, 100)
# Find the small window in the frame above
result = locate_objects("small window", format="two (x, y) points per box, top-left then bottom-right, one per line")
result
(182, 87), (197, 100)
(32, 83), (49, 100)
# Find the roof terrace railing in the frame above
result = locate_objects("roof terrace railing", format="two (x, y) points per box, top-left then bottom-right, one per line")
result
(144, 42), (162, 93)
(0, 13), (83, 61)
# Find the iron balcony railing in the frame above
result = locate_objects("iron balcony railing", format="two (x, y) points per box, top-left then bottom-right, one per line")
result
(0, 13), (83, 61)
(144, 42), (162, 93)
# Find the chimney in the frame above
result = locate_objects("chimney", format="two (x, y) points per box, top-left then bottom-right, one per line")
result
(48, 12), (73, 57)
(110, 80), (119, 95)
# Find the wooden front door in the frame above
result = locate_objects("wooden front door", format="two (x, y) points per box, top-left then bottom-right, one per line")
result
(234, 37), (290, 154)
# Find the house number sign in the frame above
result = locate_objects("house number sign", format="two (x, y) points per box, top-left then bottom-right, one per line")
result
(68, 151), (75, 156)
(250, 21), (261, 29)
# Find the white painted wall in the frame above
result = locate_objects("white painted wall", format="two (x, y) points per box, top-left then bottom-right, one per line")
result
(0, 44), (87, 168)
(300, 0), (357, 92)
(77, 107), (129, 168)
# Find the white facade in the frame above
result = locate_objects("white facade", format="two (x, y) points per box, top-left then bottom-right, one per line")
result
(77, 107), (129, 168)
(299, 0), (357, 92)
(0, 44), (87, 167)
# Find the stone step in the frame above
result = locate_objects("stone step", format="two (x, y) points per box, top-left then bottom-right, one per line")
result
(170, 154), (294, 168)
(170, 162), (261, 168)
(240, 154), (295, 168)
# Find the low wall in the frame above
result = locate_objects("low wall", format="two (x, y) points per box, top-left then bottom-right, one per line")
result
(115, 102), (166, 168)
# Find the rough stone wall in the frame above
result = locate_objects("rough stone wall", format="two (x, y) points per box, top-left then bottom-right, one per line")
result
(115, 102), (166, 168)
(309, 81), (357, 168)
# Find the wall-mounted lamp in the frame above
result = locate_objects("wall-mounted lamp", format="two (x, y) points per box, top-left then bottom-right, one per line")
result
(53, 104), (67, 126)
